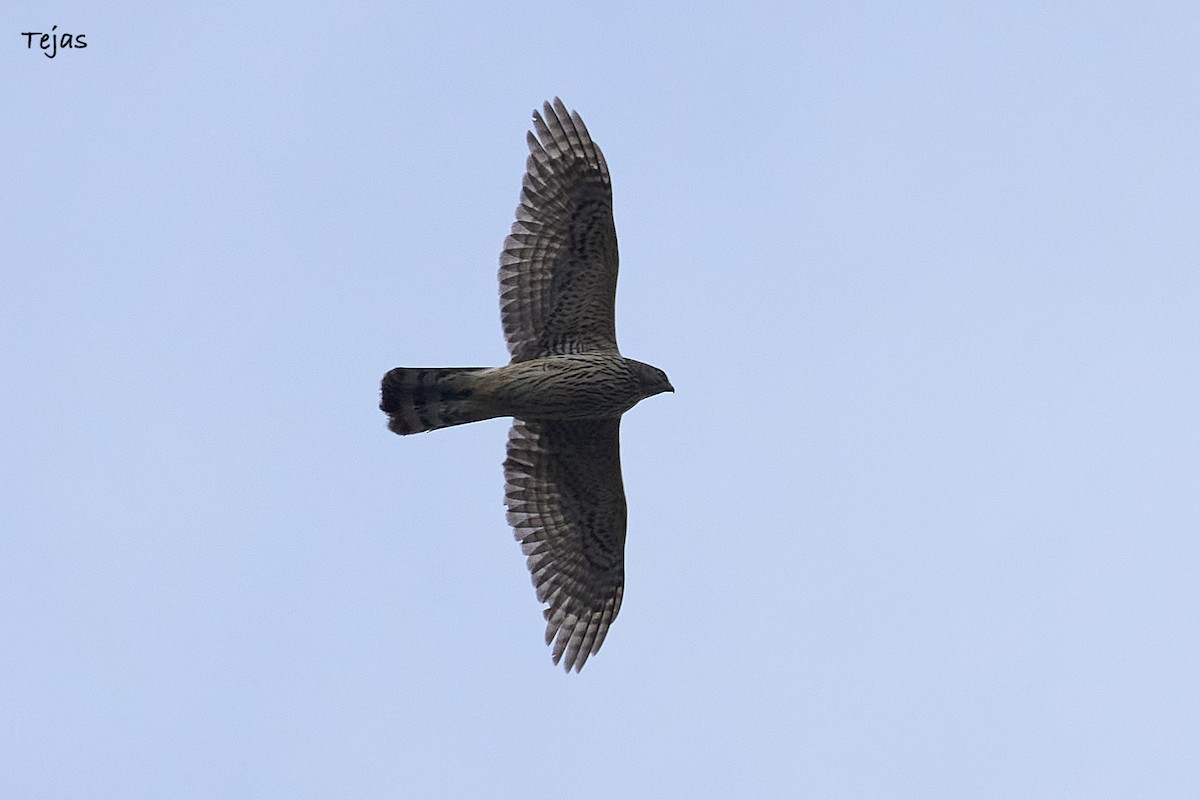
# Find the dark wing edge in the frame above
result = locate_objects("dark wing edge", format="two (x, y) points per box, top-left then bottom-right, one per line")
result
(503, 418), (627, 671)
(499, 98), (620, 362)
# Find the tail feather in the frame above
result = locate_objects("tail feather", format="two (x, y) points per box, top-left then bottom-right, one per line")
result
(380, 367), (494, 435)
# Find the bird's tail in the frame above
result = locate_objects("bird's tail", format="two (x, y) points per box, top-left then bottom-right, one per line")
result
(380, 367), (497, 435)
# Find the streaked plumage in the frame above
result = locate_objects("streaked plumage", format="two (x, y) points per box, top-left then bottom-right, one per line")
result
(381, 98), (671, 671)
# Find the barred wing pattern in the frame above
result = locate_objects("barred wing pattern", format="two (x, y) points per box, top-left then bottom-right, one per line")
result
(499, 98), (620, 362)
(504, 418), (626, 672)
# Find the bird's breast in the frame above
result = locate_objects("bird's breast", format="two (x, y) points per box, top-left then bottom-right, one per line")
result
(483, 355), (643, 420)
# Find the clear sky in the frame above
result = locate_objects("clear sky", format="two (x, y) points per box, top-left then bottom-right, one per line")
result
(4, 2), (1199, 797)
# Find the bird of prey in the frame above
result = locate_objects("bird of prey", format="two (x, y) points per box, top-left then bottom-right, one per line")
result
(380, 98), (672, 671)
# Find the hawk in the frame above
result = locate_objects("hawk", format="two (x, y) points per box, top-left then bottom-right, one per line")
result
(380, 98), (672, 671)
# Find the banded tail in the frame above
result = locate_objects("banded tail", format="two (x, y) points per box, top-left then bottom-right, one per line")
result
(380, 367), (495, 435)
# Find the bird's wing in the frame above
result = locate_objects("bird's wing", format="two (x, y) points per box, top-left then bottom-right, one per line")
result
(504, 418), (626, 671)
(499, 98), (620, 362)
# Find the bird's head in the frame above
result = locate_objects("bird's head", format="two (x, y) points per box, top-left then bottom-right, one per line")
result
(634, 361), (674, 398)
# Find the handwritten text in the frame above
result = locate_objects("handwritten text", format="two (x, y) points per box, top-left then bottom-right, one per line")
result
(21, 26), (87, 58)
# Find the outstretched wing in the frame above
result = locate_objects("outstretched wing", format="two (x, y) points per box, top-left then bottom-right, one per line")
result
(503, 418), (626, 671)
(499, 98), (620, 362)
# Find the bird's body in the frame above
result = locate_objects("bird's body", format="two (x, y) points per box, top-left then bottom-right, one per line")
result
(382, 354), (667, 434)
(381, 99), (671, 671)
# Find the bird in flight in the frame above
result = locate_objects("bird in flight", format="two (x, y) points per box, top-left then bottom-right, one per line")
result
(380, 98), (672, 671)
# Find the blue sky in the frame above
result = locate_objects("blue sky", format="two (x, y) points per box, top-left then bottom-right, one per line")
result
(4, 2), (1199, 797)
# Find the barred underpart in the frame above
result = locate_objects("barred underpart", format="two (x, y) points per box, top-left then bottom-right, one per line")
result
(499, 98), (620, 361)
(504, 419), (626, 672)
(380, 367), (493, 435)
